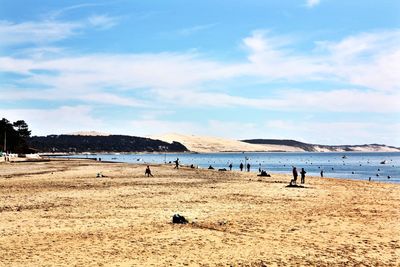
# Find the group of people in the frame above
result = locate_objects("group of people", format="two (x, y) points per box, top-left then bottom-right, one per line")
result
(291, 166), (307, 185)
(145, 159), (311, 186)
(229, 163), (251, 172)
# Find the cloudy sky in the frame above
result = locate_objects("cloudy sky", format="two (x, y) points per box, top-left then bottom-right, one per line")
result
(1, 0), (399, 145)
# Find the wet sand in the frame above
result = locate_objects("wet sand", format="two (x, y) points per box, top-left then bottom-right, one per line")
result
(0, 159), (399, 266)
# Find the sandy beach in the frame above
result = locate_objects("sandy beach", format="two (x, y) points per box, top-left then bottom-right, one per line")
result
(0, 159), (399, 266)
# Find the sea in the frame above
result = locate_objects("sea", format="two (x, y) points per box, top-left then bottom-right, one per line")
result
(60, 152), (400, 183)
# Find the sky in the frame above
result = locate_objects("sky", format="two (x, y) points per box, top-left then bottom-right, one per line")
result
(1, 0), (399, 146)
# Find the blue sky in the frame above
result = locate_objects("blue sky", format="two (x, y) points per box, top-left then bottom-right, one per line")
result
(1, 0), (399, 145)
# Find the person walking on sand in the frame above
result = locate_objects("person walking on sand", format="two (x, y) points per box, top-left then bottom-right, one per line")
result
(300, 168), (306, 184)
(292, 166), (298, 184)
(174, 158), (179, 169)
(229, 163), (233, 171)
(145, 165), (153, 177)
(239, 163), (244, 171)
(247, 163), (251, 172)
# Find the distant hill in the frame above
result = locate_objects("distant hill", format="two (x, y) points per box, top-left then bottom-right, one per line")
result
(27, 133), (400, 154)
(152, 134), (307, 153)
(29, 135), (188, 153)
(151, 134), (400, 153)
(242, 139), (400, 152)
(242, 139), (314, 151)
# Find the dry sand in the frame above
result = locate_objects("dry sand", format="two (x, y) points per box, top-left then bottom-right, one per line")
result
(0, 159), (399, 266)
(151, 133), (303, 153)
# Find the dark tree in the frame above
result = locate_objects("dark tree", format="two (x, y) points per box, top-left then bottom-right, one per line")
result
(0, 118), (32, 153)
(13, 120), (31, 139)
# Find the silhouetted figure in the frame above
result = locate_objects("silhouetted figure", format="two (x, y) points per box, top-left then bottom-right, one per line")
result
(247, 163), (251, 172)
(174, 158), (179, 169)
(229, 163), (233, 171)
(208, 165), (214, 170)
(300, 168), (306, 184)
(239, 163), (244, 171)
(190, 164), (195, 169)
(292, 166), (298, 184)
(145, 165), (153, 177)
(320, 170), (324, 177)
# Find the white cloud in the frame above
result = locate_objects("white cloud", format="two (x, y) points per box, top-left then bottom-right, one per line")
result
(0, 87), (146, 108)
(48, 3), (106, 20)
(1, 29), (399, 114)
(0, 20), (82, 46)
(0, 15), (119, 47)
(240, 30), (400, 91)
(242, 31), (330, 81)
(154, 87), (400, 113)
(306, 0), (321, 8)
(87, 15), (119, 29)
(0, 106), (102, 136)
(177, 23), (216, 35)
(129, 120), (201, 137)
(316, 30), (400, 91)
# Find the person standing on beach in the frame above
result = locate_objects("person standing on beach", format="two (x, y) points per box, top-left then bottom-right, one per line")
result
(145, 166), (153, 177)
(239, 163), (244, 171)
(174, 158), (179, 169)
(300, 168), (306, 184)
(229, 163), (233, 171)
(247, 163), (251, 172)
(292, 166), (298, 184)
(320, 170), (324, 177)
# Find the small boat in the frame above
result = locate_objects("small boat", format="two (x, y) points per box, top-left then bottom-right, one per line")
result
(380, 160), (387, 164)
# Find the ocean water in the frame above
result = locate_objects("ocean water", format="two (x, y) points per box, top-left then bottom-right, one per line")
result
(62, 152), (400, 183)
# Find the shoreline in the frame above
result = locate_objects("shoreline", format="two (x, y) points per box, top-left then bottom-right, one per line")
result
(40, 150), (400, 155)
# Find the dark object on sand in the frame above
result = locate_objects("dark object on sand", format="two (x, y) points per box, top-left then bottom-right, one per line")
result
(172, 214), (188, 224)
(208, 165), (214, 170)
(257, 170), (270, 177)
(218, 168), (227, 171)
(286, 183), (305, 188)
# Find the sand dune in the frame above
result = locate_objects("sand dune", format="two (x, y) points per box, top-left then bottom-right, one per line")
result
(151, 133), (303, 153)
(0, 159), (398, 266)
